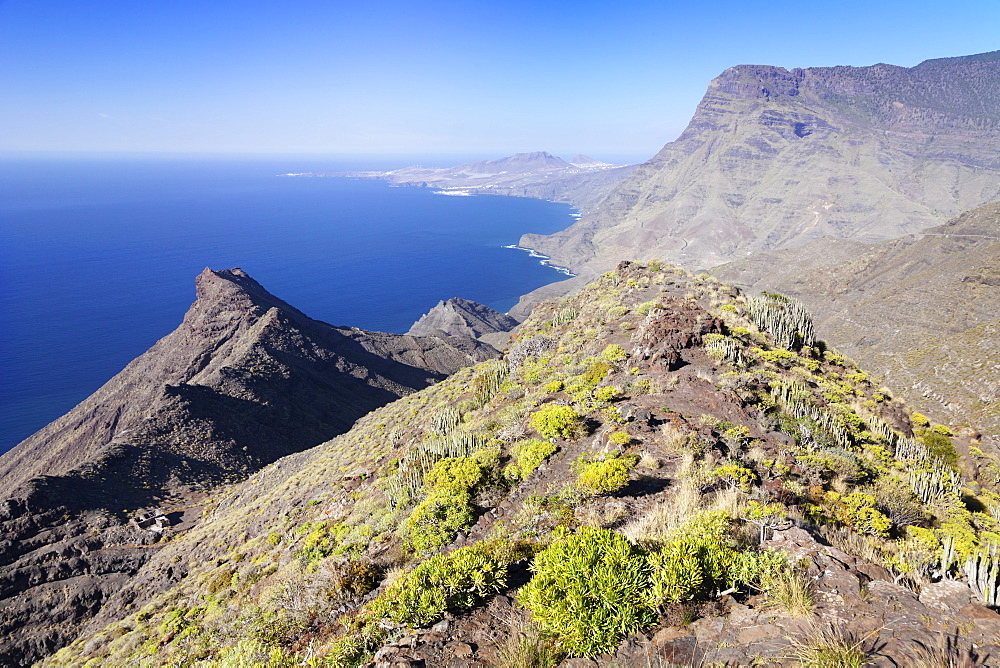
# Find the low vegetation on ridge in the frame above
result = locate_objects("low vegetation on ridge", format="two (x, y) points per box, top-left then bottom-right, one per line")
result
(46, 261), (1000, 667)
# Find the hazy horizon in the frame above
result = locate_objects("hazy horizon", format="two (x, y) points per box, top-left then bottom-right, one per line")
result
(2, 0), (998, 159)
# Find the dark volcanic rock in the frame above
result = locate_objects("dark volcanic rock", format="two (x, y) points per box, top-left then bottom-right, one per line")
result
(0, 267), (498, 665)
(0, 268), (497, 501)
(407, 297), (519, 339)
(630, 296), (723, 370)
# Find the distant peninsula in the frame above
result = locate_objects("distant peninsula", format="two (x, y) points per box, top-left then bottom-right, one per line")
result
(286, 150), (637, 214)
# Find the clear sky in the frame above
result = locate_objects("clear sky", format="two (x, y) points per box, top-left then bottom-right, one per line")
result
(1, 0), (997, 163)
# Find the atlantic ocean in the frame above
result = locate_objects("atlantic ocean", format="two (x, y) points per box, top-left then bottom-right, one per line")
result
(0, 154), (575, 454)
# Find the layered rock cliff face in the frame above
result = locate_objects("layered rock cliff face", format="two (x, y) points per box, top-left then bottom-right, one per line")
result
(522, 51), (1000, 272)
(714, 200), (1000, 450)
(0, 268), (498, 665)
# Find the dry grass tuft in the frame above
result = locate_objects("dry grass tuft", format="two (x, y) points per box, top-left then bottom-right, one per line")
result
(621, 479), (703, 545)
(902, 633), (985, 668)
(491, 613), (564, 668)
(762, 565), (815, 617)
(789, 623), (870, 667)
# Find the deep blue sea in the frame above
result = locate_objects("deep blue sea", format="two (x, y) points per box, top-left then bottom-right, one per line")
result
(0, 154), (575, 454)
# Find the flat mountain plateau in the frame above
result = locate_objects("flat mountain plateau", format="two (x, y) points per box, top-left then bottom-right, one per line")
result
(521, 51), (1000, 274)
(31, 263), (1000, 667)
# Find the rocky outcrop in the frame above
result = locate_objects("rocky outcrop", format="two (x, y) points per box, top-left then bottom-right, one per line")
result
(407, 297), (519, 340)
(522, 51), (1000, 272)
(714, 200), (1000, 449)
(0, 267), (498, 666)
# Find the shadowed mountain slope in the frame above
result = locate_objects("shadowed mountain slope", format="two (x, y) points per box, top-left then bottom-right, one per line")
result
(0, 267), (497, 665)
(521, 51), (1000, 272)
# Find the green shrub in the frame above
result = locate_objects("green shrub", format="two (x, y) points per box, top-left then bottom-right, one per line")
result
(544, 380), (564, 393)
(530, 405), (586, 440)
(593, 385), (620, 402)
(576, 453), (639, 494)
(404, 488), (475, 552)
(711, 463), (756, 491)
(601, 344), (628, 363)
(507, 439), (558, 480)
(580, 361), (612, 387)
(332, 561), (382, 601)
(423, 457), (485, 493)
(608, 431), (632, 446)
(636, 300), (660, 316)
(911, 412), (931, 428)
(829, 492), (891, 537)
(518, 527), (657, 656)
(608, 305), (629, 319)
(757, 348), (798, 367)
(332, 541), (534, 665)
(519, 519), (783, 657)
(297, 521), (350, 564)
(632, 378), (653, 394)
(375, 540), (530, 627)
(403, 455), (491, 552)
(205, 568), (235, 596)
(648, 512), (784, 605)
(931, 424), (954, 437)
(923, 431), (958, 468)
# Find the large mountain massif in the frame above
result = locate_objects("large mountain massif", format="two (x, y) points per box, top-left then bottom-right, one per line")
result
(521, 51), (1000, 273)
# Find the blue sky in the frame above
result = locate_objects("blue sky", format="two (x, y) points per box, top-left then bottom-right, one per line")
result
(1, 0), (997, 163)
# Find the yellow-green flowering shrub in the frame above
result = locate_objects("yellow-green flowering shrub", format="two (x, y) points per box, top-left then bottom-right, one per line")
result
(576, 453), (639, 494)
(601, 344), (628, 363)
(506, 439), (558, 480)
(518, 527), (656, 656)
(530, 405), (586, 440)
(404, 488), (475, 552)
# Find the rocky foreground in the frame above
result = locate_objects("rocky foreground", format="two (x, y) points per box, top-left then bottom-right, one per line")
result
(31, 262), (1000, 667)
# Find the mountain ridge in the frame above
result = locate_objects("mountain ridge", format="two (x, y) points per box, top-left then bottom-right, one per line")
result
(291, 151), (638, 214)
(39, 261), (1000, 667)
(714, 200), (1000, 450)
(0, 267), (499, 664)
